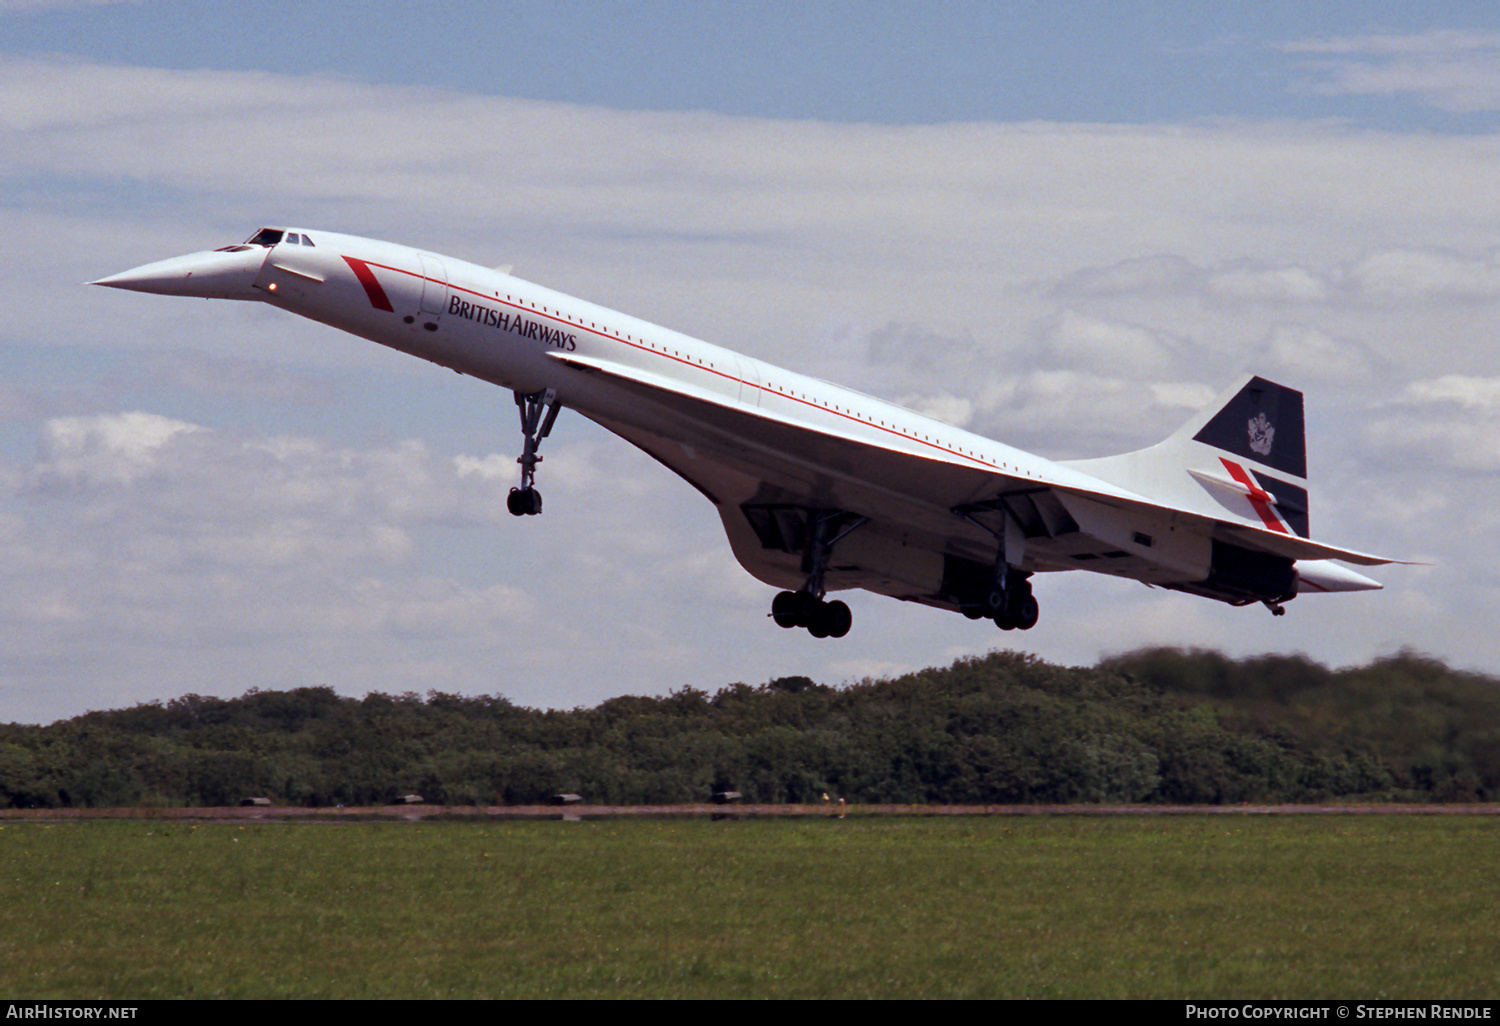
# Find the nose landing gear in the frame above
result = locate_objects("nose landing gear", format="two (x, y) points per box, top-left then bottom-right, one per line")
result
(509, 388), (560, 517)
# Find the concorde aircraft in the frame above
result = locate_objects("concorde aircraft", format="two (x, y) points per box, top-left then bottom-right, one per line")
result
(93, 227), (1396, 639)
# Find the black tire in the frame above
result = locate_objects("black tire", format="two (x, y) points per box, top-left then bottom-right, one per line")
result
(771, 590), (801, 628)
(1014, 594), (1040, 630)
(825, 600), (852, 638)
(792, 590), (821, 623)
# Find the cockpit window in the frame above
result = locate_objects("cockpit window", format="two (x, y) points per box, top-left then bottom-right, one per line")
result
(240, 228), (313, 247)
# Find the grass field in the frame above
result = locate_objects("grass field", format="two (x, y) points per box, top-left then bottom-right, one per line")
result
(1, 815), (1495, 999)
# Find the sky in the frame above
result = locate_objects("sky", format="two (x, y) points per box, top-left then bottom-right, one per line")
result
(4, 1), (1500, 723)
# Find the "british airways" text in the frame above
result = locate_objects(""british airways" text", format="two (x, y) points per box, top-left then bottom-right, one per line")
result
(448, 296), (576, 351)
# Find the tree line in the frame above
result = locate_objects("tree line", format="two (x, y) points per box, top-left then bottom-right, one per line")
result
(1, 648), (1497, 808)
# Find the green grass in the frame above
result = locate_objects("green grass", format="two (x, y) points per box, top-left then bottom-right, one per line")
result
(1, 816), (1495, 998)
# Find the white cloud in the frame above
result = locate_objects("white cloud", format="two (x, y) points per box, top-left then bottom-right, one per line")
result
(1345, 248), (1500, 301)
(896, 393), (975, 429)
(1057, 249), (1500, 308)
(1146, 380), (1218, 414)
(1281, 30), (1500, 114)
(1207, 263), (1330, 303)
(1034, 310), (1187, 378)
(0, 413), (543, 705)
(8, 58), (1500, 281)
(1399, 373), (1500, 409)
(1281, 31), (1500, 57)
(33, 411), (200, 487)
(1055, 255), (1199, 297)
(1360, 375), (1500, 474)
(971, 370), (1211, 456)
(1261, 324), (1381, 382)
(1059, 256), (1333, 304)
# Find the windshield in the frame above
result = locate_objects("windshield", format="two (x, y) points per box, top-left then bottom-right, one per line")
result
(245, 228), (284, 247)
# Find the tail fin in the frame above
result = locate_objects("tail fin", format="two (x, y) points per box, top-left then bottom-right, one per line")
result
(1187, 376), (1306, 481)
(1063, 376), (1312, 539)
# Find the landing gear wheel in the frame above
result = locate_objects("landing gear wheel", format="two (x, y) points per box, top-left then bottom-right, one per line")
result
(768, 591), (853, 638)
(982, 588), (1007, 618)
(824, 600), (852, 639)
(793, 590), (821, 624)
(807, 612), (831, 639)
(771, 590), (801, 629)
(507, 486), (542, 516)
(991, 580), (1038, 631)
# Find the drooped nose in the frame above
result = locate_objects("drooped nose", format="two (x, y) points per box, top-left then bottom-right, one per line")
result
(91, 245), (270, 300)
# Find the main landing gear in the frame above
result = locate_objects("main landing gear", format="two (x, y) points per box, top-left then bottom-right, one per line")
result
(772, 589), (853, 638)
(954, 500), (1040, 632)
(961, 575), (1039, 631)
(768, 509), (867, 640)
(507, 388), (560, 517)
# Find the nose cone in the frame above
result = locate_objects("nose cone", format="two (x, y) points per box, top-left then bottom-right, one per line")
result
(91, 246), (269, 300)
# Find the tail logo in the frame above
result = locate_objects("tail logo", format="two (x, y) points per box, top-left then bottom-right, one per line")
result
(1248, 413), (1275, 457)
